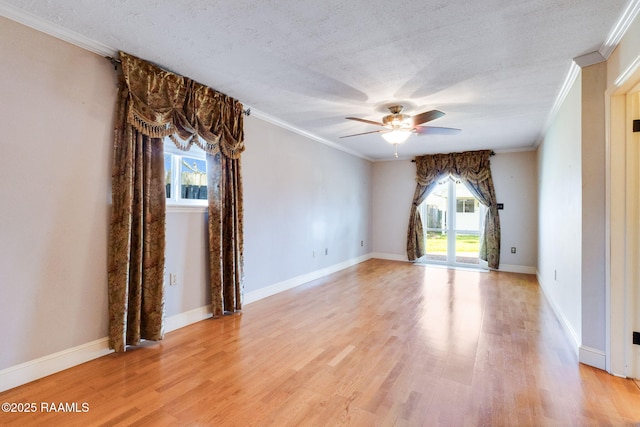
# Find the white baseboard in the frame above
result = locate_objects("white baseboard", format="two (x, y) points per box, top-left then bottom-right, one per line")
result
(579, 345), (606, 370)
(371, 253), (535, 276)
(0, 338), (112, 393)
(536, 272), (581, 357)
(164, 305), (212, 333)
(244, 253), (373, 305)
(0, 307), (214, 393)
(499, 264), (537, 275)
(370, 252), (409, 262)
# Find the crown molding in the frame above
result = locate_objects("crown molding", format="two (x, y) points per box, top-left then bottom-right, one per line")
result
(599, 0), (640, 59)
(492, 146), (538, 154)
(0, 1), (116, 57)
(534, 61), (581, 147)
(247, 107), (374, 162)
(573, 51), (606, 68)
(614, 54), (640, 86)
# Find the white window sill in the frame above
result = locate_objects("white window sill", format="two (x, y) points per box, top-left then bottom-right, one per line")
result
(166, 204), (207, 214)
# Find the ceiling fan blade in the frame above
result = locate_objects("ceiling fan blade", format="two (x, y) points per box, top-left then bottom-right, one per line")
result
(345, 117), (385, 126)
(412, 110), (445, 126)
(415, 126), (461, 135)
(339, 129), (385, 138)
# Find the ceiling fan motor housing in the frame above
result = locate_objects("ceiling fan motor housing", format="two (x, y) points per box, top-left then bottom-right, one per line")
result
(382, 111), (412, 130)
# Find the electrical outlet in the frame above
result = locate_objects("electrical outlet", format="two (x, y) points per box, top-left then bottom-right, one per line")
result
(169, 273), (177, 286)
(511, 247), (516, 254)
(360, 240), (364, 247)
(325, 248), (328, 255)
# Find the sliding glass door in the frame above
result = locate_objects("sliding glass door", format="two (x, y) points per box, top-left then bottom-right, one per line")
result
(419, 176), (485, 266)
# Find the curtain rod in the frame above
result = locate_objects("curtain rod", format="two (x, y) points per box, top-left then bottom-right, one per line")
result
(411, 150), (495, 162)
(105, 56), (251, 116)
(106, 56), (121, 69)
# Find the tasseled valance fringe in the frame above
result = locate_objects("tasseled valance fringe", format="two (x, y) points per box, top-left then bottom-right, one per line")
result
(168, 130), (244, 159)
(219, 141), (243, 160)
(128, 110), (175, 138)
(168, 133), (221, 155)
(125, 102), (244, 159)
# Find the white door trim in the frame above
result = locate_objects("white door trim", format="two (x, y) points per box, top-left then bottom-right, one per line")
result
(606, 55), (640, 378)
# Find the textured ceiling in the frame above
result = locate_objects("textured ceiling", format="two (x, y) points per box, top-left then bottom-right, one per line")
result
(0, 0), (632, 160)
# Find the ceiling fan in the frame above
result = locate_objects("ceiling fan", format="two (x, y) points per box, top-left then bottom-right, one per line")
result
(341, 105), (460, 156)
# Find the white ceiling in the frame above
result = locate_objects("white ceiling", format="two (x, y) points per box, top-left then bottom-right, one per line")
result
(0, 0), (635, 160)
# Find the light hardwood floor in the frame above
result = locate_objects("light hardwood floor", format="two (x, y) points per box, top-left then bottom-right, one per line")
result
(1, 259), (639, 426)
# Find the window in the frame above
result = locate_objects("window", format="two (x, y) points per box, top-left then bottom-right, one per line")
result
(164, 142), (208, 206)
(456, 198), (475, 213)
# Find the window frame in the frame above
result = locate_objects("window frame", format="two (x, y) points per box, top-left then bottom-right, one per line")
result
(164, 142), (208, 211)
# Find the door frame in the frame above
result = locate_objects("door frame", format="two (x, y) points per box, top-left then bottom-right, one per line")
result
(606, 55), (640, 378)
(422, 176), (486, 268)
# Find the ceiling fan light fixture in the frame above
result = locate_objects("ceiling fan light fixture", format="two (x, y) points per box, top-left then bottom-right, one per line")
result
(381, 129), (412, 144)
(383, 113), (412, 129)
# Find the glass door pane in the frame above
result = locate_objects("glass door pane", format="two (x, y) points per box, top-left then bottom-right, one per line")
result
(421, 179), (449, 263)
(454, 181), (482, 265)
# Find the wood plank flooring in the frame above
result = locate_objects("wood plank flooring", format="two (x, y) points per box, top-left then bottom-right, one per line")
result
(1, 259), (639, 426)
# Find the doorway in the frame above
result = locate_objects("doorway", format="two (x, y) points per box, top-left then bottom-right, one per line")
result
(418, 175), (485, 267)
(607, 68), (640, 379)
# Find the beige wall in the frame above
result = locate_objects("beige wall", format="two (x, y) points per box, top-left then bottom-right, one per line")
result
(490, 151), (538, 269)
(370, 160), (415, 259)
(0, 16), (116, 369)
(243, 117), (372, 292)
(581, 62), (607, 351)
(537, 72), (583, 349)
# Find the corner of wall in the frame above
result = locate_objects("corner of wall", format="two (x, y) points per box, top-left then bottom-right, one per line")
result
(536, 271), (581, 358)
(579, 346), (606, 370)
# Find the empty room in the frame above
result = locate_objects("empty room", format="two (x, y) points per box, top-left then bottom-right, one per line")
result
(1, 0), (640, 425)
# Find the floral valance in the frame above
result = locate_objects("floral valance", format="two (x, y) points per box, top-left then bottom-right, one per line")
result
(119, 51), (245, 159)
(415, 150), (492, 185)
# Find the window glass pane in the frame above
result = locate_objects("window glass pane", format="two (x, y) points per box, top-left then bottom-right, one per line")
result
(465, 199), (475, 213)
(164, 153), (172, 198)
(180, 156), (207, 200)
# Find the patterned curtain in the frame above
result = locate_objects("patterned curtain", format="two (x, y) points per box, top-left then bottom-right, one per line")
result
(108, 52), (245, 352)
(406, 154), (454, 260)
(108, 79), (166, 352)
(208, 153), (244, 315)
(407, 150), (501, 269)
